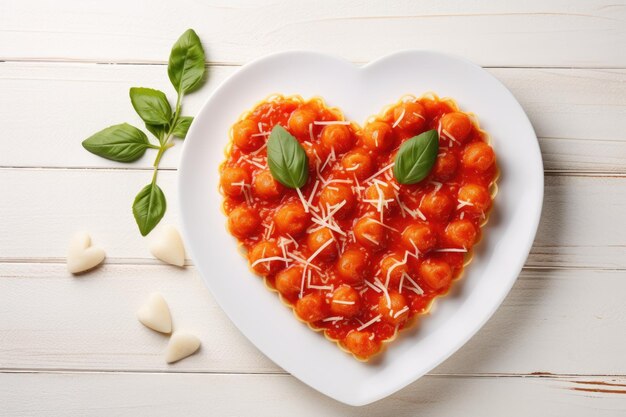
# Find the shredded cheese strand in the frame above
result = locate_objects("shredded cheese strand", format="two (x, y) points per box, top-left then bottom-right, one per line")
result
(250, 256), (291, 268)
(357, 314), (382, 331)
(392, 108), (406, 128)
(363, 163), (395, 184)
(313, 120), (350, 125)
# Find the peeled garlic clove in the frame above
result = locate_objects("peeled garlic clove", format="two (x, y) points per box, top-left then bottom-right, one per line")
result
(67, 231), (106, 274)
(165, 331), (201, 363)
(137, 293), (172, 334)
(148, 224), (186, 267)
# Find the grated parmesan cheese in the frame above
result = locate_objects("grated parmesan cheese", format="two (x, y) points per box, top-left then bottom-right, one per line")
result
(435, 248), (468, 253)
(250, 256), (290, 268)
(402, 273), (424, 295)
(357, 314), (382, 331)
(393, 305), (409, 319)
(322, 316), (344, 323)
(313, 120), (350, 126)
(457, 199), (474, 210)
(363, 163), (395, 184)
(332, 300), (356, 305)
(392, 108), (406, 128)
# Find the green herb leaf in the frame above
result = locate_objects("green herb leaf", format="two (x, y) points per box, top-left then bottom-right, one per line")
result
(129, 87), (172, 125)
(171, 116), (193, 139)
(393, 129), (439, 184)
(132, 182), (167, 236)
(168, 29), (206, 94)
(267, 125), (309, 188)
(82, 123), (153, 162)
(145, 123), (167, 141)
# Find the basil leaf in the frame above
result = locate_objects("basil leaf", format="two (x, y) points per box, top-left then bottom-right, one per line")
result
(393, 129), (439, 184)
(145, 123), (167, 141)
(168, 29), (206, 94)
(132, 182), (167, 236)
(130, 87), (172, 125)
(267, 125), (309, 188)
(172, 116), (193, 139)
(82, 123), (152, 162)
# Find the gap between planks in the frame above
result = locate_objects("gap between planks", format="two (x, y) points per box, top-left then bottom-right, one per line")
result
(2, 166), (626, 177)
(2, 368), (625, 380)
(0, 259), (625, 272)
(1, 58), (626, 71)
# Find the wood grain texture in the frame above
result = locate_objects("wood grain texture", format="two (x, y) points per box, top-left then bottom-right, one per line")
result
(1, 372), (625, 416)
(1, 170), (624, 269)
(1, 0), (626, 67)
(2, 0), (625, 413)
(1, 62), (625, 172)
(0, 263), (624, 375)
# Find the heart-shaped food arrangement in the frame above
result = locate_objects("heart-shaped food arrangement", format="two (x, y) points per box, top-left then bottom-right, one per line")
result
(219, 93), (498, 361)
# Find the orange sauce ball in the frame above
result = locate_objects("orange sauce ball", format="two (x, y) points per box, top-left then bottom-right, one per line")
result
(364, 181), (396, 213)
(232, 119), (263, 151)
(248, 240), (282, 275)
(458, 184), (492, 213)
(295, 292), (327, 323)
(432, 152), (458, 181)
(320, 124), (354, 154)
(380, 253), (408, 287)
(341, 149), (374, 180)
(220, 167), (251, 198)
(318, 184), (355, 219)
(343, 330), (382, 360)
(353, 216), (386, 249)
(274, 201), (310, 237)
(378, 291), (409, 325)
(419, 191), (454, 222)
(419, 259), (453, 291)
(306, 227), (336, 260)
(445, 219), (478, 249)
(228, 206), (260, 238)
(336, 248), (368, 284)
(288, 107), (317, 137)
(362, 121), (394, 151)
(274, 265), (304, 298)
(462, 141), (495, 172)
(252, 170), (284, 200)
(440, 112), (472, 144)
(420, 96), (452, 119)
(330, 285), (361, 317)
(401, 222), (438, 253)
(393, 101), (426, 131)
(302, 140), (328, 168)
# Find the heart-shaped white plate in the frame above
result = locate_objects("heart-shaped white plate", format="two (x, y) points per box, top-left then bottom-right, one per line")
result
(178, 51), (543, 406)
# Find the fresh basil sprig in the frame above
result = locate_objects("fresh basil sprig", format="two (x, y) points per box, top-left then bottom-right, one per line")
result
(393, 129), (439, 185)
(267, 125), (309, 188)
(81, 29), (206, 236)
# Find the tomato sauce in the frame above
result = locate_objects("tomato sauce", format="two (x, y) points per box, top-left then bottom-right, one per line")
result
(219, 94), (498, 360)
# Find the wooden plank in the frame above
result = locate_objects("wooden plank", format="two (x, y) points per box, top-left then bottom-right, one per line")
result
(1, 62), (625, 172)
(1, 371), (624, 416)
(0, 264), (624, 375)
(1, 1), (625, 67)
(1, 170), (624, 269)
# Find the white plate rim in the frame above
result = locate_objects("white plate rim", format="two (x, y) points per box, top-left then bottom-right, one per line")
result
(178, 50), (544, 406)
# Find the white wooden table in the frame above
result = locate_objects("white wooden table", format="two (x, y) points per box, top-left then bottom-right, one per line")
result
(2, 1), (625, 415)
